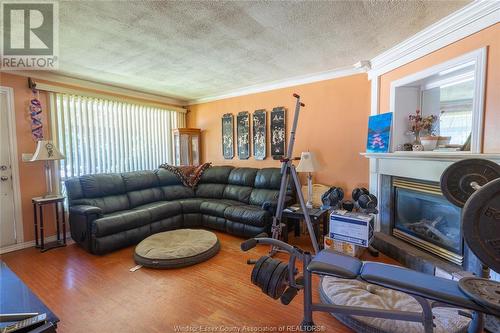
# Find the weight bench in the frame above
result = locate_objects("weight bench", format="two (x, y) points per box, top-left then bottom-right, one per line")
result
(309, 250), (492, 315)
(241, 237), (499, 333)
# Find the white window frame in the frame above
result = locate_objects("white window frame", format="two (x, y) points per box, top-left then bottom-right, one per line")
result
(389, 47), (487, 153)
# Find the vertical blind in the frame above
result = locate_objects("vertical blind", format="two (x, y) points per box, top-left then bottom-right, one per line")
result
(49, 92), (186, 181)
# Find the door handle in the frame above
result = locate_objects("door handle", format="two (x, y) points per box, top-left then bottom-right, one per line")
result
(0, 176), (8, 181)
(0, 165), (7, 171)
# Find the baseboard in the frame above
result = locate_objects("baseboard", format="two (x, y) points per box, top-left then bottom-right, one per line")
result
(0, 232), (72, 254)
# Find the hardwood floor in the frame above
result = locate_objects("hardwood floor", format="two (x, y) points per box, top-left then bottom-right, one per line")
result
(1, 232), (396, 333)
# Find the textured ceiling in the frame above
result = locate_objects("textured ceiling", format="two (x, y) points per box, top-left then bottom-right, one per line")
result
(56, 1), (470, 101)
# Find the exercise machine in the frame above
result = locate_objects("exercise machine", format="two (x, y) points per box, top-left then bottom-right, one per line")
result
(269, 93), (320, 254)
(241, 158), (500, 332)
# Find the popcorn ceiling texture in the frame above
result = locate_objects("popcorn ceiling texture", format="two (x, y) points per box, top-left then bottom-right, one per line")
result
(57, 1), (469, 100)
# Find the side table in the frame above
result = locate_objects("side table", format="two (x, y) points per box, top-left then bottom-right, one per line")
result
(282, 207), (329, 249)
(32, 195), (66, 252)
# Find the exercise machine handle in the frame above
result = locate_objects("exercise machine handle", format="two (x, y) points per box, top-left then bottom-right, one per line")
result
(240, 233), (268, 251)
(242, 236), (304, 257)
(292, 93), (305, 107)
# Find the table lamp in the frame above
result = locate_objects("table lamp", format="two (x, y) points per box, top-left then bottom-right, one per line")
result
(30, 140), (65, 198)
(296, 151), (320, 208)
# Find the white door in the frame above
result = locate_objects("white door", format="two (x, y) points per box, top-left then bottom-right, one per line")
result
(0, 90), (17, 247)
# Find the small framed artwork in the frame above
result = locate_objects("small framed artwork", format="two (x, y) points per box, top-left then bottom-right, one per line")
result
(253, 109), (266, 160)
(366, 112), (393, 153)
(237, 111), (250, 159)
(222, 113), (234, 159)
(271, 107), (286, 160)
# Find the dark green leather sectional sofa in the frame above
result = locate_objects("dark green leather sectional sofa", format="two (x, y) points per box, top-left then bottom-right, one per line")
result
(65, 166), (289, 255)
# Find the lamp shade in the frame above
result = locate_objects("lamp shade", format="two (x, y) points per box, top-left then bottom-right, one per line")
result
(30, 140), (65, 161)
(296, 151), (319, 173)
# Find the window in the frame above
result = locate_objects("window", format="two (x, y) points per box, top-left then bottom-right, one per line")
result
(49, 92), (186, 184)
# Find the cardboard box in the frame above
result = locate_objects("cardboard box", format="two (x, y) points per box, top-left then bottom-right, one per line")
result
(329, 210), (374, 247)
(324, 236), (365, 257)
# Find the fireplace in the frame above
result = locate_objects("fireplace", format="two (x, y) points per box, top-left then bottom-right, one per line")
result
(392, 178), (463, 265)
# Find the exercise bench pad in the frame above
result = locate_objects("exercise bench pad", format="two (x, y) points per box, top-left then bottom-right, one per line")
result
(360, 262), (488, 313)
(307, 250), (362, 279)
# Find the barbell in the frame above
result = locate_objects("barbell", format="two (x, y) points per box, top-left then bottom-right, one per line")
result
(440, 158), (500, 312)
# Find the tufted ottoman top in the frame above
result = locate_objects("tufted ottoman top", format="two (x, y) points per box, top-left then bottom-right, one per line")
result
(134, 229), (220, 268)
(320, 276), (471, 333)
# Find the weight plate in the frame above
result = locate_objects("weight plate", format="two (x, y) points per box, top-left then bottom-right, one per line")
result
(458, 277), (500, 315)
(251, 256), (270, 285)
(462, 178), (500, 273)
(257, 258), (282, 294)
(441, 159), (500, 207)
(267, 262), (289, 299)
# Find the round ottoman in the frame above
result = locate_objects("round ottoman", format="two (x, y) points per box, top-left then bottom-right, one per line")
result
(320, 276), (471, 333)
(134, 229), (220, 269)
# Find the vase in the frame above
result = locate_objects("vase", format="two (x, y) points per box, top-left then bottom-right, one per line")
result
(413, 130), (421, 145)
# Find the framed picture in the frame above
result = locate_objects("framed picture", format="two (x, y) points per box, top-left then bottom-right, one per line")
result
(237, 111), (250, 159)
(271, 107), (286, 160)
(366, 112), (393, 153)
(252, 109), (266, 160)
(222, 113), (234, 159)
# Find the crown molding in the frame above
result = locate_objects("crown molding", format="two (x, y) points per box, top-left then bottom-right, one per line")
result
(188, 65), (367, 105)
(368, 1), (500, 79)
(1, 70), (188, 106)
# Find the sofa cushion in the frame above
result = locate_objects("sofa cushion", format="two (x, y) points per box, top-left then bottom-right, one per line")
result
(80, 173), (126, 197)
(127, 188), (164, 208)
(155, 168), (183, 186)
(228, 168), (258, 186)
(71, 195), (130, 214)
(65, 177), (84, 203)
(93, 209), (150, 237)
(199, 166), (233, 184)
(249, 189), (279, 206)
(162, 185), (194, 201)
(224, 205), (271, 227)
(200, 199), (243, 218)
(122, 171), (159, 191)
(196, 183), (226, 199)
(223, 185), (253, 203)
(178, 198), (204, 214)
(133, 201), (182, 221)
(254, 168), (281, 189)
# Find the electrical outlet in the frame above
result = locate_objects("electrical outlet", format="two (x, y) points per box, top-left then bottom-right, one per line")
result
(22, 153), (33, 162)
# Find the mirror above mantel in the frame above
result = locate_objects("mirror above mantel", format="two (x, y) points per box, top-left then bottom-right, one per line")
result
(389, 47), (487, 153)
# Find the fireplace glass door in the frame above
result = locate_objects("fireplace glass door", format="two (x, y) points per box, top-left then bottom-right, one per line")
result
(394, 186), (462, 256)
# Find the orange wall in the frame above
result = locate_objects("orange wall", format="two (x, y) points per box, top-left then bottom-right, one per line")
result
(0, 72), (56, 242)
(379, 23), (500, 152)
(188, 74), (372, 195)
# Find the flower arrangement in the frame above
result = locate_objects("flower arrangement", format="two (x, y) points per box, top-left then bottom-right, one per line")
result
(408, 109), (437, 134)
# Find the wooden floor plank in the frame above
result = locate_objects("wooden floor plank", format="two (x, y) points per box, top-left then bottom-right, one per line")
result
(1, 232), (395, 333)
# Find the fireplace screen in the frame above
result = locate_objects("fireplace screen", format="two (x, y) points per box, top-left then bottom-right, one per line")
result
(393, 181), (463, 261)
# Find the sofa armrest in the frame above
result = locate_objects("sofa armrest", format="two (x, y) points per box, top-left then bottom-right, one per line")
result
(261, 195), (294, 214)
(68, 205), (102, 253)
(70, 205), (103, 216)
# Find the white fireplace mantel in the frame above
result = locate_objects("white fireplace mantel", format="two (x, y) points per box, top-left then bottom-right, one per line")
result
(361, 152), (500, 230)
(362, 151), (500, 183)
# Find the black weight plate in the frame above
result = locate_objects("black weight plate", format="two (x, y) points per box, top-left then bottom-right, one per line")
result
(267, 262), (289, 299)
(251, 256), (270, 285)
(462, 178), (500, 273)
(458, 277), (500, 315)
(257, 258), (282, 293)
(441, 159), (500, 207)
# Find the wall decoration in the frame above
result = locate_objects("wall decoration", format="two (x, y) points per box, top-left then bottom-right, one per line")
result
(366, 112), (393, 153)
(222, 113), (234, 159)
(30, 94), (44, 141)
(271, 107), (286, 160)
(237, 111), (250, 159)
(252, 109), (266, 160)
